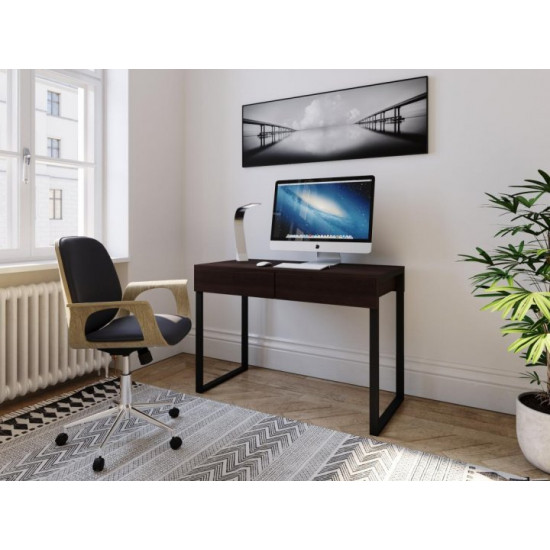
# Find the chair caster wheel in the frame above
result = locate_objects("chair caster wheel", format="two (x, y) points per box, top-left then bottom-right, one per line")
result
(55, 433), (69, 446)
(170, 436), (182, 450)
(93, 456), (105, 472)
(169, 407), (179, 418)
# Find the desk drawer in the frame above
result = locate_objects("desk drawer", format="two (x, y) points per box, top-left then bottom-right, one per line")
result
(195, 263), (275, 298)
(275, 270), (384, 308)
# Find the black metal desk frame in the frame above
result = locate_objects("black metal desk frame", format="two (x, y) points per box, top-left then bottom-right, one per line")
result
(194, 260), (405, 436)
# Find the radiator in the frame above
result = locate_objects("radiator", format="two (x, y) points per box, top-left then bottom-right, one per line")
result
(0, 282), (110, 404)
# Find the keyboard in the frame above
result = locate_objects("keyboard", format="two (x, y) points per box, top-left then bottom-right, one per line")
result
(274, 262), (336, 271)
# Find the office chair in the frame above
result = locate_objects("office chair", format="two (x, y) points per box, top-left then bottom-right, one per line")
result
(54, 236), (192, 472)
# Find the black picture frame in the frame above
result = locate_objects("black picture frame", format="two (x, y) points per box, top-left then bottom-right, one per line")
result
(242, 76), (428, 168)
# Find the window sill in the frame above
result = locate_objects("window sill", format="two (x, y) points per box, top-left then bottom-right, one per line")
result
(0, 257), (129, 275)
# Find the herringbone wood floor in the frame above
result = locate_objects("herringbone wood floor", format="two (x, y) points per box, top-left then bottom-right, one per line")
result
(0, 352), (546, 479)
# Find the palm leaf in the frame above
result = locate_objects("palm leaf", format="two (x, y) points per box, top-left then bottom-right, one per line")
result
(532, 293), (550, 319)
(481, 286), (550, 320)
(508, 333), (550, 364)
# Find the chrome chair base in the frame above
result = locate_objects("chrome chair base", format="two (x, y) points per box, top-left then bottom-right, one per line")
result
(55, 355), (182, 471)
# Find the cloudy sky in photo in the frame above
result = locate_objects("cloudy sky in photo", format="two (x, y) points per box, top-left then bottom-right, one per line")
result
(243, 77), (426, 133)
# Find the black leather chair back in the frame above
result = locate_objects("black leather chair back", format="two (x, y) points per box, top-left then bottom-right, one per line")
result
(57, 236), (122, 333)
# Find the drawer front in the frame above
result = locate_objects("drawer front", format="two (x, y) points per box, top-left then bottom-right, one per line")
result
(274, 270), (380, 308)
(195, 265), (275, 298)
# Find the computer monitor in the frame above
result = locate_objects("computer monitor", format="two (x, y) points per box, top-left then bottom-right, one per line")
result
(269, 175), (375, 266)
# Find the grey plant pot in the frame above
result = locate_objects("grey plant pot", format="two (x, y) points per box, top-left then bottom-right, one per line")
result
(516, 392), (550, 474)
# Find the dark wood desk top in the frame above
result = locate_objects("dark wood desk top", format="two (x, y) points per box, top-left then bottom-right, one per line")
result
(195, 260), (404, 308)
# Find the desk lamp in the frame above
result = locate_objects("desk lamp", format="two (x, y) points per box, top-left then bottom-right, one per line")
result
(235, 203), (260, 261)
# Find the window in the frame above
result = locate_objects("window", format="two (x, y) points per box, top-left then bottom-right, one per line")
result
(47, 91), (60, 116)
(49, 189), (62, 219)
(0, 69), (102, 261)
(47, 137), (60, 158)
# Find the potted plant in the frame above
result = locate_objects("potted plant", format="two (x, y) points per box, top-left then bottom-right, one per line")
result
(460, 169), (550, 473)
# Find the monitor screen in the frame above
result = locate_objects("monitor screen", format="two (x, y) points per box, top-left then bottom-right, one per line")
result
(270, 175), (375, 256)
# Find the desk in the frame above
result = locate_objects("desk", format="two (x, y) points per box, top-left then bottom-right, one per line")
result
(194, 260), (405, 436)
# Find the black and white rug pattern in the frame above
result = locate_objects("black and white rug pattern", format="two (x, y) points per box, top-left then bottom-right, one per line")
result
(0, 380), (527, 481)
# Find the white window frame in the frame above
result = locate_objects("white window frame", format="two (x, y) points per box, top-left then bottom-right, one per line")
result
(0, 69), (103, 263)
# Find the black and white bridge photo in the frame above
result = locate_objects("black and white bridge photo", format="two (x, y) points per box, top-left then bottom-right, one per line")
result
(242, 76), (428, 167)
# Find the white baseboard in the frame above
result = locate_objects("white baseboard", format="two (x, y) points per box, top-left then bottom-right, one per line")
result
(177, 328), (528, 415)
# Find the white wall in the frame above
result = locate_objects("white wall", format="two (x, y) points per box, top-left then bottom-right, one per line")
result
(177, 69), (550, 415)
(127, 70), (187, 363)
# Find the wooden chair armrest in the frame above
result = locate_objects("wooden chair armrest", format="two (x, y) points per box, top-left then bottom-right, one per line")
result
(67, 301), (167, 349)
(122, 280), (190, 317)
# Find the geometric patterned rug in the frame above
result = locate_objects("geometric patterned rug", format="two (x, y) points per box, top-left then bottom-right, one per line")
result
(0, 380), (528, 481)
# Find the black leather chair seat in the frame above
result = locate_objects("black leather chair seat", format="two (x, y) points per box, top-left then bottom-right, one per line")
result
(86, 314), (192, 346)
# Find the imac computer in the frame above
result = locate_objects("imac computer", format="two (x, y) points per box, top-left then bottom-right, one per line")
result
(270, 175), (375, 270)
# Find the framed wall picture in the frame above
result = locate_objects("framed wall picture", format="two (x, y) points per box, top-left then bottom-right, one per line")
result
(242, 76), (428, 168)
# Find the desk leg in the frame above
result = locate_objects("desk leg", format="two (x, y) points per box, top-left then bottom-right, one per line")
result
(369, 308), (380, 434)
(241, 296), (249, 370)
(369, 284), (405, 436)
(195, 291), (204, 391)
(396, 276), (405, 401)
(195, 293), (249, 393)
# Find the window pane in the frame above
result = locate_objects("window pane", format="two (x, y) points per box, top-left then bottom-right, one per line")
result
(0, 158), (7, 248)
(47, 137), (60, 158)
(35, 75), (92, 162)
(0, 70), (7, 149)
(49, 188), (62, 220)
(35, 162), (79, 247)
(0, 70), (101, 261)
(47, 91), (60, 117)
(0, 156), (17, 249)
(0, 69), (17, 152)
